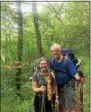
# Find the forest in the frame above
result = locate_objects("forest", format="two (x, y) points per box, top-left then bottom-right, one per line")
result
(1, 1), (90, 112)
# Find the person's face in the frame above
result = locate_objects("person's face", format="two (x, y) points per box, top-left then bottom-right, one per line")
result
(51, 47), (61, 58)
(40, 60), (48, 71)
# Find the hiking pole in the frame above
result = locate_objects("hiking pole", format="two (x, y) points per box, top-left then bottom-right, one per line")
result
(80, 82), (83, 112)
(77, 71), (85, 112)
(41, 82), (46, 112)
(41, 92), (45, 112)
(76, 81), (83, 112)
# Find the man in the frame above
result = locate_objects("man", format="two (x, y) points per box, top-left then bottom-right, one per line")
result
(50, 43), (83, 112)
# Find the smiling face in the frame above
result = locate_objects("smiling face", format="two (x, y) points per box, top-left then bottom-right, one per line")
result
(51, 44), (61, 58)
(40, 59), (48, 72)
(51, 46), (61, 58)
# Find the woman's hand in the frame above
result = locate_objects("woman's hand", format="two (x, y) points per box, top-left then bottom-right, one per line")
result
(40, 86), (46, 92)
(32, 82), (46, 93)
(55, 98), (59, 108)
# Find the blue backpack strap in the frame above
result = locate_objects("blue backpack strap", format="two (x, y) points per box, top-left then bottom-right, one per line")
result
(63, 56), (69, 72)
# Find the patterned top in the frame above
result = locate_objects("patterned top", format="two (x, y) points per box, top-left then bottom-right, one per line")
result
(32, 71), (56, 100)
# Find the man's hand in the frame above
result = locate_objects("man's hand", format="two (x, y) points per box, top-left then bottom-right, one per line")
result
(74, 73), (85, 82)
(74, 74), (80, 80)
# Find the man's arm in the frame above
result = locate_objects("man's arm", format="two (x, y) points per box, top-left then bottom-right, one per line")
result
(68, 59), (84, 81)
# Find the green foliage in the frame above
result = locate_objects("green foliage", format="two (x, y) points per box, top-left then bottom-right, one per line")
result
(1, 1), (90, 112)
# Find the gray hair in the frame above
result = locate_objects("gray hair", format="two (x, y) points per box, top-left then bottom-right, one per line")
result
(50, 43), (61, 51)
(39, 57), (48, 63)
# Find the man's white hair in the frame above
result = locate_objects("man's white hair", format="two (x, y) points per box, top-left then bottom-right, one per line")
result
(51, 43), (61, 51)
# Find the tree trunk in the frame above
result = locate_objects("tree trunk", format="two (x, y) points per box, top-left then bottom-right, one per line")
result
(0, 2), (1, 68)
(5, 33), (8, 64)
(32, 2), (44, 57)
(15, 2), (23, 97)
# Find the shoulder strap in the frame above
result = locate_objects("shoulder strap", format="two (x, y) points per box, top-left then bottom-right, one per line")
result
(50, 58), (55, 69)
(63, 56), (69, 72)
(33, 71), (41, 80)
(50, 57), (69, 73)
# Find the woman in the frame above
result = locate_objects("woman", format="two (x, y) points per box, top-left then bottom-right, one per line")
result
(32, 57), (59, 112)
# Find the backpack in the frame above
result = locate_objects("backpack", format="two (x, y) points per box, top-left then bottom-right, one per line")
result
(61, 48), (83, 72)
(30, 58), (41, 81)
(61, 48), (78, 67)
